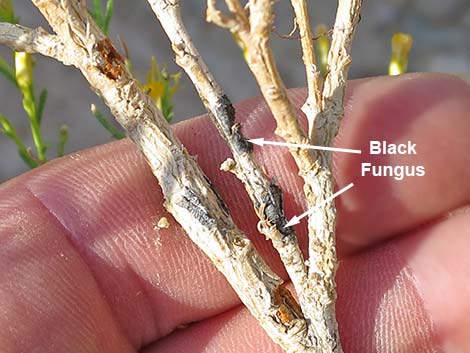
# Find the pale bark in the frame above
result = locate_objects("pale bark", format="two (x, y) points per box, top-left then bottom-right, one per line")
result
(302, 2), (363, 352)
(289, 0), (322, 140)
(0, 1), (315, 351)
(0, 22), (66, 62)
(315, 0), (363, 149)
(0, 0), (363, 351)
(146, 0), (313, 339)
(207, 1), (363, 351)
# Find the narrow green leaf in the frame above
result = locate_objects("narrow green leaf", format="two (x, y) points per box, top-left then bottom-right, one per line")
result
(103, 0), (114, 34)
(0, 0), (15, 24)
(125, 58), (132, 72)
(22, 96), (36, 123)
(0, 56), (17, 86)
(36, 88), (48, 124)
(57, 124), (68, 157)
(161, 84), (174, 122)
(18, 148), (38, 168)
(0, 113), (38, 168)
(89, 0), (104, 29)
(91, 104), (125, 139)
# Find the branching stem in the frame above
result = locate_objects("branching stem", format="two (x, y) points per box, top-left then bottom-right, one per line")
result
(207, 0), (362, 352)
(147, 1), (315, 350)
(0, 0), (363, 351)
(0, 2), (310, 351)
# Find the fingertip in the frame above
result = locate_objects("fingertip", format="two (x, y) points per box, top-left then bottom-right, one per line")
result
(334, 73), (470, 254)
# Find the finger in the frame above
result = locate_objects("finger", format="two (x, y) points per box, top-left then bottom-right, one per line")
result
(333, 73), (470, 254)
(0, 188), (135, 353)
(142, 306), (282, 353)
(1, 141), (237, 350)
(143, 207), (470, 353)
(1, 74), (467, 350)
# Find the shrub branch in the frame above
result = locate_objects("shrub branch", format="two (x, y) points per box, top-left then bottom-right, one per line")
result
(1, 1), (314, 352)
(147, 0), (313, 336)
(0, 22), (66, 62)
(207, 1), (362, 352)
(289, 0), (322, 140)
(0, 0), (363, 351)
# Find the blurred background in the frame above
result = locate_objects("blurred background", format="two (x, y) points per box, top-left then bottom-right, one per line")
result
(1, 0), (469, 181)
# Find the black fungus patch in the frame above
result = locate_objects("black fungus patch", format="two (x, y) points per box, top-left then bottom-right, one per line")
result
(263, 183), (294, 239)
(214, 95), (253, 154)
(214, 94), (236, 130)
(179, 186), (215, 227)
(231, 123), (253, 153)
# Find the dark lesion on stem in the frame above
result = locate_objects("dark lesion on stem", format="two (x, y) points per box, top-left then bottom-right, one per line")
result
(179, 186), (217, 227)
(262, 182), (294, 239)
(274, 283), (304, 325)
(94, 38), (125, 80)
(213, 94), (295, 241)
(213, 94), (253, 154)
(203, 174), (231, 215)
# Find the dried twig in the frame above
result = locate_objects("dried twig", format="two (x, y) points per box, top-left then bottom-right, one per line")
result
(207, 0), (315, 179)
(0, 1), (313, 352)
(316, 0), (363, 149)
(207, 1), (340, 351)
(0, 22), (66, 62)
(300, 2), (363, 352)
(289, 0), (322, 140)
(0, 0), (363, 351)
(146, 0), (314, 348)
(207, 1), (362, 352)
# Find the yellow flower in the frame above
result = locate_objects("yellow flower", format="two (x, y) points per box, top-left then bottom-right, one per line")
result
(15, 51), (34, 93)
(144, 81), (165, 105)
(389, 33), (413, 76)
(141, 56), (181, 121)
(314, 24), (330, 79)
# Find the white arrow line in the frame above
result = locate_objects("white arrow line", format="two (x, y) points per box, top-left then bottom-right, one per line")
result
(248, 137), (361, 154)
(284, 182), (354, 228)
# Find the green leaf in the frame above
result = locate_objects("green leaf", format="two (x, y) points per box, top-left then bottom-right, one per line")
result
(22, 96), (36, 122)
(0, 56), (17, 86)
(161, 83), (174, 122)
(91, 104), (125, 139)
(125, 58), (132, 72)
(57, 124), (68, 157)
(36, 88), (48, 124)
(103, 0), (114, 34)
(0, 0), (15, 24)
(0, 113), (38, 168)
(89, 0), (114, 34)
(89, 0), (104, 29)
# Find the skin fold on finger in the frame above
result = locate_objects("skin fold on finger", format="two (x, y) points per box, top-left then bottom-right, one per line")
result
(0, 187), (134, 353)
(143, 207), (470, 353)
(0, 74), (468, 351)
(332, 73), (470, 255)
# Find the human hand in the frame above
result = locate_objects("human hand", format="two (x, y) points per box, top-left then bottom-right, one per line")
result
(0, 73), (468, 353)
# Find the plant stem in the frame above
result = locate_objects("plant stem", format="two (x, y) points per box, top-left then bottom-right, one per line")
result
(0, 4), (310, 352)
